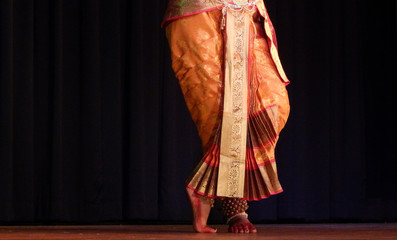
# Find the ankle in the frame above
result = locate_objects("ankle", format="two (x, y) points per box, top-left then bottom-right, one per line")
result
(227, 212), (248, 225)
(218, 197), (249, 222)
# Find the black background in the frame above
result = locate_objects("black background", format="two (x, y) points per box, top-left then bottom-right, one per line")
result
(0, 0), (396, 224)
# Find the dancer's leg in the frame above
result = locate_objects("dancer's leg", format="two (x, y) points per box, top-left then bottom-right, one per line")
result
(219, 198), (257, 233)
(186, 187), (217, 233)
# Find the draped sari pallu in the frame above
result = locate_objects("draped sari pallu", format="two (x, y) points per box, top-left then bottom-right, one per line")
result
(163, 0), (290, 201)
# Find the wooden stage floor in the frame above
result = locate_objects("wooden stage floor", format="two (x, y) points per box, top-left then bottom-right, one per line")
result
(0, 223), (396, 240)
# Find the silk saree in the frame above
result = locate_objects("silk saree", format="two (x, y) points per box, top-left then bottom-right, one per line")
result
(163, 0), (290, 201)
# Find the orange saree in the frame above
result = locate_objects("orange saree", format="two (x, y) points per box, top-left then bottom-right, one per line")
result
(164, 0), (290, 201)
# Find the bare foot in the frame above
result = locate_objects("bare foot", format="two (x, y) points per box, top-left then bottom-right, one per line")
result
(185, 187), (217, 233)
(228, 215), (257, 233)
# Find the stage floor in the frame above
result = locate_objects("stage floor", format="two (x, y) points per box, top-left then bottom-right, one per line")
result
(0, 223), (396, 240)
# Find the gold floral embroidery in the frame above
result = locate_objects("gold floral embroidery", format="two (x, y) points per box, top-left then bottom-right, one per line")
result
(217, 4), (254, 198)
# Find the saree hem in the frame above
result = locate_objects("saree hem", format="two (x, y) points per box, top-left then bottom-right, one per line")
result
(186, 181), (283, 201)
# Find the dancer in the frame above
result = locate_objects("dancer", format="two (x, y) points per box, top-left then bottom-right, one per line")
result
(162, 0), (290, 233)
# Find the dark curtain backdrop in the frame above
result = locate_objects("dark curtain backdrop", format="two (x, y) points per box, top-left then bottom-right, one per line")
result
(0, 0), (396, 224)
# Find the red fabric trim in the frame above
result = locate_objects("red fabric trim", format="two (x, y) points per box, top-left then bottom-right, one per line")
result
(203, 160), (219, 168)
(186, 182), (283, 201)
(247, 24), (252, 119)
(203, 158), (219, 167)
(257, 158), (276, 167)
(252, 135), (278, 149)
(161, 6), (222, 28)
(186, 183), (218, 199)
(249, 104), (277, 118)
(202, 144), (220, 167)
(246, 157), (276, 170)
(246, 147), (276, 170)
(241, 189), (283, 201)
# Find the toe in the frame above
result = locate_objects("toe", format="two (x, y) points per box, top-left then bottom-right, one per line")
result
(205, 226), (217, 233)
(238, 225), (244, 233)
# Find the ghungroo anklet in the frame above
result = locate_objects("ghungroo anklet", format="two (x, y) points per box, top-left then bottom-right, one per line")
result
(218, 197), (249, 222)
(200, 195), (215, 207)
(226, 212), (248, 224)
